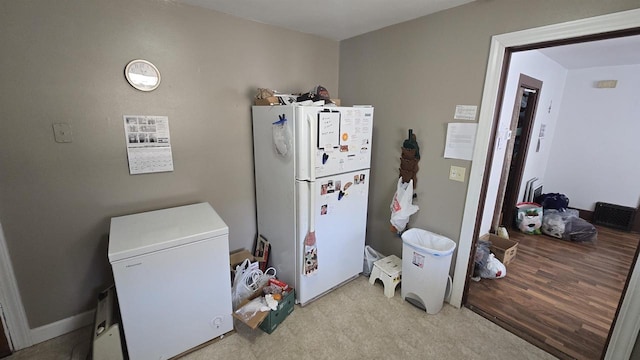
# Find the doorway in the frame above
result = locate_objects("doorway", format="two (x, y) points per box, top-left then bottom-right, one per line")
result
(0, 315), (10, 358)
(451, 10), (640, 360)
(491, 74), (542, 232)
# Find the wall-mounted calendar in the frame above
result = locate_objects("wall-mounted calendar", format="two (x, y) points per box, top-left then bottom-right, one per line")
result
(123, 115), (174, 175)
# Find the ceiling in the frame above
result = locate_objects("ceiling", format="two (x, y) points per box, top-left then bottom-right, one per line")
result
(537, 34), (640, 69)
(177, 0), (475, 41)
(176, 0), (640, 68)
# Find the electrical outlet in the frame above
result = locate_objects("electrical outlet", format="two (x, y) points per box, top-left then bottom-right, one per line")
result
(53, 123), (73, 143)
(449, 166), (466, 182)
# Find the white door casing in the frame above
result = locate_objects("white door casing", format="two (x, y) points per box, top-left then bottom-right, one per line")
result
(450, 8), (640, 360)
(0, 222), (32, 350)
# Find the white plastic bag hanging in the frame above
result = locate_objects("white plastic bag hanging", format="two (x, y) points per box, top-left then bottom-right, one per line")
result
(390, 178), (419, 233)
(272, 114), (292, 156)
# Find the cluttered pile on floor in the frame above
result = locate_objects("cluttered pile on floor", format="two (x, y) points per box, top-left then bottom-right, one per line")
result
(473, 192), (598, 281)
(229, 242), (296, 334)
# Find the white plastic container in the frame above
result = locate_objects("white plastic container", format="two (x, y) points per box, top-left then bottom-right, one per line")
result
(401, 228), (456, 314)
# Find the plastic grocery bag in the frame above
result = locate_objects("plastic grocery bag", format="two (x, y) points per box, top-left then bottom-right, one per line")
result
(363, 245), (385, 276)
(232, 259), (259, 310)
(478, 254), (506, 279)
(272, 114), (292, 157)
(390, 178), (419, 233)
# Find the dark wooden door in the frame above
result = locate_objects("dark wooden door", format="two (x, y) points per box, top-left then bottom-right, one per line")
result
(0, 315), (10, 358)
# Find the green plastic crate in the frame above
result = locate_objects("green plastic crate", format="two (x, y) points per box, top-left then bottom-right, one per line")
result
(259, 289), (295, 334)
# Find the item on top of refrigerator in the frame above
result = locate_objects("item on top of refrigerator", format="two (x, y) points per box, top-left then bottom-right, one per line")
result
(296, 85), (334, 105)
(254, 88), (279, 106)
(311, 85), (331, 101)
(256, 88), (274, 99)
(254, 88), (297, 106)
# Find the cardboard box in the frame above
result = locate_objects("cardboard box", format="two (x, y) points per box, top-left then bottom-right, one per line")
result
(230, 250), (254, 270)
(232, 286), (269, 330)
(254, 96), (280, 106)
(259, 289), (295, 334)
(481, 233), (518, 265)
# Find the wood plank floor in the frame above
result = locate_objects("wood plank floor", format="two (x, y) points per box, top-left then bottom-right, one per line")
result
(465, 225), (639, 360)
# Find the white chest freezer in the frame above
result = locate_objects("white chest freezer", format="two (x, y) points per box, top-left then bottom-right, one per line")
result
(108, 202), (233, 360)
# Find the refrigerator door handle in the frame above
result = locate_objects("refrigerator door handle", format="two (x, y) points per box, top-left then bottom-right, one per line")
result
(307, 114), (315, 232)
(307, 113), (316, 182)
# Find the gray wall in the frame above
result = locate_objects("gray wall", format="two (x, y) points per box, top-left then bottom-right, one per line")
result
(2, 0), (640, 334)
(339, 0), (640, 261)
(0, 0), (338, 328)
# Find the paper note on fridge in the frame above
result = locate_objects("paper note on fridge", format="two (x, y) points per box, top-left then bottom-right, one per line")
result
(444, 122), (478, 161)
(318, 112), (340, 149)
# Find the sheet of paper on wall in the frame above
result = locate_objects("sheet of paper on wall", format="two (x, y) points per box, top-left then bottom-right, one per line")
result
(444, 122), (478, 161)
(123, 115), (174, 175)
(453, 105), (478, 121)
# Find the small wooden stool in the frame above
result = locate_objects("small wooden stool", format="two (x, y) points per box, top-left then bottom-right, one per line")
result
(368, 255), (402, 298)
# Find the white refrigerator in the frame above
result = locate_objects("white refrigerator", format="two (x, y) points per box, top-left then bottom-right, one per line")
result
(108, 202), (233, 360)
(252, 104), (373, 305)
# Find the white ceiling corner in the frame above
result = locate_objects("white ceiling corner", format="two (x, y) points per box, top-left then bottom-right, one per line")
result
(537, 34), (640, 69)
(176, 1), (640, 68)
(176, 0), (476, 41)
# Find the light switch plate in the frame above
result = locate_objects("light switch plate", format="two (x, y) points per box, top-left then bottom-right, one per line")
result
(53, 123), (73, 143)
(449, 165), (466, 182)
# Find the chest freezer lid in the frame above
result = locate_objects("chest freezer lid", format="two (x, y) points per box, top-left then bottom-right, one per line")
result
(108, 202), (228, 262)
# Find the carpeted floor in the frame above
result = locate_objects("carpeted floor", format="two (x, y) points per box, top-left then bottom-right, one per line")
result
(5, 275), (557, 360)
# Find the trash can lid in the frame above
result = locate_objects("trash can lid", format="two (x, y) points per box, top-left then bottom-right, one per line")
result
(401, 228), (456, 256)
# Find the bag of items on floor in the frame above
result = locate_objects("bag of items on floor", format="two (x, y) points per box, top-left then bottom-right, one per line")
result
(515, 202), (543, 235)
(232, 259), (277, 310)
(541, 209), (597, 243)
(534, 193), (570, 211)
(473, 238), (506, 279)
(363, 245), (385, 276)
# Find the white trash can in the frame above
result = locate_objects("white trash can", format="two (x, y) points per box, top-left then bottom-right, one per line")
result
(401, 228), (456, 314)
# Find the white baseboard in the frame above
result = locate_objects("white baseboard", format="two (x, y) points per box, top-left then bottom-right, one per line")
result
(30, 310), (95, 346)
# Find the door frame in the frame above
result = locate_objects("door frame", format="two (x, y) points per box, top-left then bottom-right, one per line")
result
(449, 8), (640, 360)
(0, 222), (31, 350)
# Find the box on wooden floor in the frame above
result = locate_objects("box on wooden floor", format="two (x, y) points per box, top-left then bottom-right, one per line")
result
(481, 233), (518, 265)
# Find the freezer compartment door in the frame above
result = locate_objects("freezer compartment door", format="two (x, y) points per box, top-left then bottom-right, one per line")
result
(296, 169), (370, 305)
(296, 107), (373, 180)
